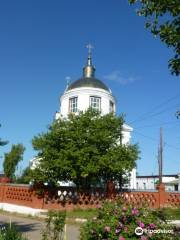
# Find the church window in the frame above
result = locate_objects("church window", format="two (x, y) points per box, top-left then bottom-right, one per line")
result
(109, 101), (114, 113)
(90, 96), (101, 111)
(69, 97), (78, 113)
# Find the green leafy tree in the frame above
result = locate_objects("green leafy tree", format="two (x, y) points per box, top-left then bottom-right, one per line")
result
(16, 166), (33, 184)
(32, 109), (139, 189)
(3, 144), (25, 180)
(176, 110), (180, 118)
(129, 0), (180, 76)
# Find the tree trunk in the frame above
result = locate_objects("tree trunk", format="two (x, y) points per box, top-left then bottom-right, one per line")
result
(106, 181), (116, 198)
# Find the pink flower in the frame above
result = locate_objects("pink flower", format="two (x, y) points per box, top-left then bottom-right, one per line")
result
(96, 204), (102, 209)
(122, 207), (127, 212)
(141, 236), (148, 240)
(131, 208), (139, 215)
(104, 226), (111, 233)
(139, 222), (145, 228)
(124, 226), (128, 232)
(149, 223), (156, 229)
(119, 236), (125, 240)
(115, 228), (121, 234)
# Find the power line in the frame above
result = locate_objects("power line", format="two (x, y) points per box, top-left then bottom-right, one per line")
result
(164, 142), (180, 151)
(135, 120), (180, 129)
(133, 130), (180, 151)
(129, 92), (180, 124)
(133, 130), (158, 142)
(131, 103), (180, 125)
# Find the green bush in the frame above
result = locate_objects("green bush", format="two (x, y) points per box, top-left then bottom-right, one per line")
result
(0, 224), (27, 240)
(80, 200), (178, 240)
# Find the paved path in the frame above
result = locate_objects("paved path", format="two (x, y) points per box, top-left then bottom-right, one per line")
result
(0, 214), (80, 240)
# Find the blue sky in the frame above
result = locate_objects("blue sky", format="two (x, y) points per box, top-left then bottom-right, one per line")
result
(0, 0), (180, 176)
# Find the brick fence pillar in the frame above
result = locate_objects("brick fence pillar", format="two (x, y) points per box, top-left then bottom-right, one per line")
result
(0, 184), (7, 203)
(0, 184), (4, 202)
(156, 183), (166, 208)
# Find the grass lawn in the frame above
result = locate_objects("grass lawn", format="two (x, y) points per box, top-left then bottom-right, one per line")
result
(162, 207), (180, 220)
(66, 208), (97, 220)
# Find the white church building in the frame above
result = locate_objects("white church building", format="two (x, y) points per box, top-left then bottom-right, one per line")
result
(55, 46), (136, 189)
(30, 46), (136, 189)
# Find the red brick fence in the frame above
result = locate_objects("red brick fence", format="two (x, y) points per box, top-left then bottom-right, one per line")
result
(0, 183), (179, 210)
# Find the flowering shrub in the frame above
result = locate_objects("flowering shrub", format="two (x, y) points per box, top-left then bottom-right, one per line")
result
(41, 210), (66, 240)
(80, 200), (178, 240)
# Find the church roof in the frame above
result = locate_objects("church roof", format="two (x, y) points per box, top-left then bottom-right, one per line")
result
(66, 44), (110, 93)
(67, 77), (110, 92)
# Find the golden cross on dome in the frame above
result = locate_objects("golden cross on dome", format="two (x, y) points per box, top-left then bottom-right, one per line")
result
(83, 44), (95, 77)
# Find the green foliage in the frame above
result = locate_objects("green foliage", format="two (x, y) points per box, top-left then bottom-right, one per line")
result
(0, 224), (28, 240)
(32, 109), (139, 188)
(152, 207), (180, 222)
(80, 200), (178, 240)
(3, 144), (25, 180)
(176, 110), (180, 118)
(16, 166), (33, 184)
(41, 210), (66, 240)
(129, 0), (180, 76)
(153, 208), (170, 223)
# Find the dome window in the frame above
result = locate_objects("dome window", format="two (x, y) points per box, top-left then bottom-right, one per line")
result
(69, 97), (78, 113)
(89, 96), (101, 111)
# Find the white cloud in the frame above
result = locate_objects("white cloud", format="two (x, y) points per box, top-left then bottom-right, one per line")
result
(103, 70), (136, 85)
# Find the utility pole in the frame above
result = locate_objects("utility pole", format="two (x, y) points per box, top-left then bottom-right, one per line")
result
(158, 127), (163, 184)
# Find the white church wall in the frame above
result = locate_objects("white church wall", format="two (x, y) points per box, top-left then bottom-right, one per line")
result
(129, 168), (137, 189)
(29, 157), (41, 170)
(122, 124), (132, 145)
(59, 87), (116, 117)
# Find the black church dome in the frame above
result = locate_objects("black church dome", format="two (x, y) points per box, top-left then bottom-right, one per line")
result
(67, 77), (110, 92)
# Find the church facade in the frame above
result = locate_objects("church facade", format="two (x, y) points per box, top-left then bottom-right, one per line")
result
(54, 46), (136, 189)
